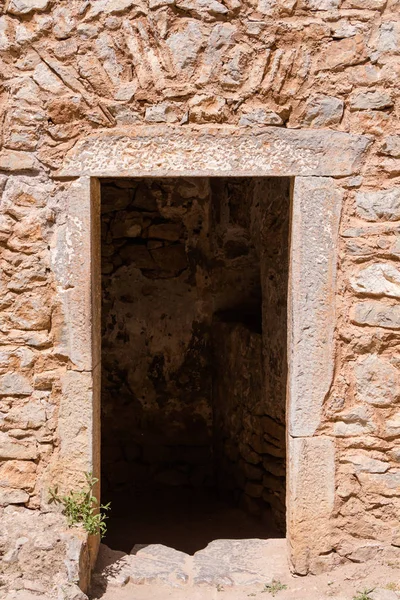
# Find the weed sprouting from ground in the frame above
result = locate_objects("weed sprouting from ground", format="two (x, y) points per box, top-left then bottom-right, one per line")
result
(49, 472), (110, 537)
(352, 589), (375, 600)
(262, 580), (287, 596)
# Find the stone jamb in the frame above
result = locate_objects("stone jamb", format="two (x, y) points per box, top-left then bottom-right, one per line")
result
(56, 127), (367, 582)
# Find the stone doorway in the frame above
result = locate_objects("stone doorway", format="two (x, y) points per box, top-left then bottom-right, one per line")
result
(52, 126), (359, 588)
(100, 176), (290, 556)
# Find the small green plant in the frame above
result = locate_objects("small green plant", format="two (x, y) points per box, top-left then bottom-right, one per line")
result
(262, 580), (287, 596)
(49, 472), (110, 538)
(352, 589), (374, 600)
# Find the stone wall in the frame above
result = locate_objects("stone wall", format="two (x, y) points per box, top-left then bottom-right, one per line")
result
(0, 0), (399, 594)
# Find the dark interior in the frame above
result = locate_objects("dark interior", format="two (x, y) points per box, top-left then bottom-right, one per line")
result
(100, 177), (290, 554)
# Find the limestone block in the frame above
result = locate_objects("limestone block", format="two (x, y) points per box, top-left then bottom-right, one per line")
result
(333, 421), (376, 436)
(57, 370), (95, 482)
(51, 177), (99, 371)
(356, 188), (400, 221)
(351, 301), (400, 329)
(351, 263), (400, 298)
(0, 432), (38, 460)
(343, 0), (387, 7)
(0, 373), (32, 396)
(128, 544), (188, 586)
(287, 436), (335, 575)
(342, 453), (389, 473)
(302, 0), (340, 7)
(7, 0), (49, 15)
(0, 460), (37, 490)
(370, 589), (400, 600)
(6, 398), (47, 429)
(0, 151), (40, 172)
(350, 90), (393, 111)
(317, 35), (366, 71)
(145, 103), (182, 124)
(175, 0), (228, 18)
(9, 291), (51, 331)
(358, 471), (400, 496)
(383, 414), (400, 438)
(288, 177), (342, 437)
(166, 22), (203, 72)
(239, 108), (283, 126)
(32, 63), (66, 95)
(192, 539), (287, 586)
(59, 128), (370, 178)
(0, 487), (29, 506)
(380, 136), (400, 158)
(301, 95), (344, 127)
(0, 16), (11, 52)
(354, 354), (400, 406)
(376, 21), (400, 54)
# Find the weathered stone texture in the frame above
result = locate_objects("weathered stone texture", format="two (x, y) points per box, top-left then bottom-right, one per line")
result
(289, 177), (342, 437)
(287, 436), (335, 574)
(0, 0), (399, 592)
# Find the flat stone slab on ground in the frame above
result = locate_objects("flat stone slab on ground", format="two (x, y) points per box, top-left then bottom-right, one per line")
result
(192, 538), (287, 586)
(127, 543), (189, 587)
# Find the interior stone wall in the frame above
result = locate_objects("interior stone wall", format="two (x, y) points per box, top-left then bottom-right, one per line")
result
(100, 177), (289, 532)
(101, 177), (214, 497)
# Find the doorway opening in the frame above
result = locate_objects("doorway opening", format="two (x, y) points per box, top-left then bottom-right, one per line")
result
(100, 176), (291, 555)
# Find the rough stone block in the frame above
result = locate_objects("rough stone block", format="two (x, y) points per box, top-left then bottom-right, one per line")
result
(58, 128), (370, 178)
(7, 0), (50, 14)
(380, 136), (400, 158)
(351, 263), (400, 298)
(301, 95), (344, 127)
(355, 188), (400, 221)
(0, 487), (29, 506)
(0, 150), (40, 172)
(287, 436), (335, 575)
(342, 453), (389, 474)
(0, 373), (33, 396)
(51, 177), (100, 371)
(0, 432), (38, 460)
(350, 90), (393, 111)
(353, 354), (400, 407)
(351, 301), (400, 329)
(192, 538), (287, 586)
(0, 460), (37, 490)
(289, 177), (342, 437)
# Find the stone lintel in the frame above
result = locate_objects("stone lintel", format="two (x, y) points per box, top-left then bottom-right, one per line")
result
(288, 177), (342, 437)
(58, 126), (370, 178)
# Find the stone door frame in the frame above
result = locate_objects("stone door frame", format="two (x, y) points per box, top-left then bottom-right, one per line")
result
(54, 126), (370, 576)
